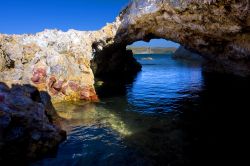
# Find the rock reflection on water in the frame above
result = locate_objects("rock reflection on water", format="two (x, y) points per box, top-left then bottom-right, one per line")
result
(33, 54), (250, 166)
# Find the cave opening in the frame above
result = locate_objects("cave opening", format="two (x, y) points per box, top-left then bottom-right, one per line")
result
(91, 38), (204, 98)
(91, 39), (183, 78)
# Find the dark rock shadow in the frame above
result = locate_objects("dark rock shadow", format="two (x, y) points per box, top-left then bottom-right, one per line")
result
(91, 43), (142, 81)
(0, 82), (66, 165)
(95, 69), (141, 98)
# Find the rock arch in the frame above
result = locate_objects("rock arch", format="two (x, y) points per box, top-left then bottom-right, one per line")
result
(93, 0), (250, 77)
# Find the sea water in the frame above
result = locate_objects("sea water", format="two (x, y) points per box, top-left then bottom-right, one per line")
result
(33, 54), (250, 166)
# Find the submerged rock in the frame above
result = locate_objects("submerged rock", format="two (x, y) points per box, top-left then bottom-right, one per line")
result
(0, 0), (250, 103)
(0, 83), (66, 164)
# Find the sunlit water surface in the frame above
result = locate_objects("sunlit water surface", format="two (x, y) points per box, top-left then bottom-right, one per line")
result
(33, 54), (249, 166)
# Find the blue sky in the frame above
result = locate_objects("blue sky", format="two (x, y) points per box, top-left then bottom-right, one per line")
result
(0, 0), (179, 47)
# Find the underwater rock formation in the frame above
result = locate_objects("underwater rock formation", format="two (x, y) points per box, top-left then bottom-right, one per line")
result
(0, 0), (250, 102)
(0, 83), (66, 164)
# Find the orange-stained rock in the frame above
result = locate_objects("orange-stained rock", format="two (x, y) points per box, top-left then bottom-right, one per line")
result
(68, 81), (79, 92)
(31, 68), (47, 84)
(53, 80), (64, 91)
(79, 86), (98, 101)
(48, 76), (57, 87)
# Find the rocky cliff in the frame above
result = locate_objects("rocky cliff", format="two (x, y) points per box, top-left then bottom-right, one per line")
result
(1, 0), (250, 102)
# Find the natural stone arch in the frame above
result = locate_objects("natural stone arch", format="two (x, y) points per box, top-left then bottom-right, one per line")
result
(93, 0), (250, 77)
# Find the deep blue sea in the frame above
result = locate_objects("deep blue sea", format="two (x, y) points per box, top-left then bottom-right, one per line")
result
(33, 54), (250, 166)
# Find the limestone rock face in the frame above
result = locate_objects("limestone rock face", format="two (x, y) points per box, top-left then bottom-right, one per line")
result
(0, 83), (66, 164)
(1, 0), (250, 102)
(0, 30), (99, 103)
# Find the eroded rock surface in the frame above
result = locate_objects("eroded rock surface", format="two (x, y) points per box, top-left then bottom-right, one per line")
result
(0, 83), (66, 164)
(1, 0), (250, 102)
(0, 30), (99, 103)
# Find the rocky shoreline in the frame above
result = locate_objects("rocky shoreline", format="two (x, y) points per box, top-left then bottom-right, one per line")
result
(0, 83), (66, 164)
(0, 0), (250, 164)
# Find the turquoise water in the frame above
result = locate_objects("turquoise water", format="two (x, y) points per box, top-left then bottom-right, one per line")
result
(33, 54), (249, 166)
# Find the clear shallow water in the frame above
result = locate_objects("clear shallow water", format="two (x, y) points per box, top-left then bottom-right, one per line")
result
(33, 54), (250, 166)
